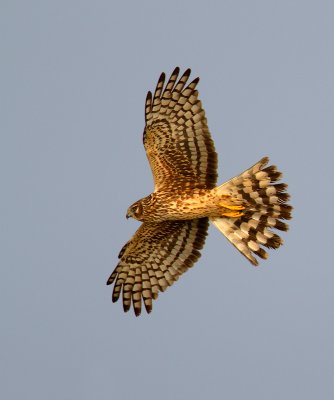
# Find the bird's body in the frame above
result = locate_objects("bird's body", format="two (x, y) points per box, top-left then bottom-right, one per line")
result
(127, 189), (242, 222)
(107, 68), (292, 316)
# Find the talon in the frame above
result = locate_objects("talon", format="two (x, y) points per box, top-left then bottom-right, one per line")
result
(219, 202), (245, 211)
(222, 211), (244, 218)
(219, 201), (245, 218)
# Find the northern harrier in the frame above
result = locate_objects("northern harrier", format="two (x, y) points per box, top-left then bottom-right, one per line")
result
(107, 68), (292, 316)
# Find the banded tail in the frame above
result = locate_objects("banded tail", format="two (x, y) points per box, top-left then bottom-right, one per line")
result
(210, 157), (292, 265)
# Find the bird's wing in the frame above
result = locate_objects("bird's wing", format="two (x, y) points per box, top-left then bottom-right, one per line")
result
(107, 218), (209, 316)
(143, 68), (218, 191)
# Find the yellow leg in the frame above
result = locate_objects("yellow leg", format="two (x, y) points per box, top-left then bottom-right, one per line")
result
(221, 210), (244, 218)
(219, 201), (245, 218)
(219, 203), (245, 211)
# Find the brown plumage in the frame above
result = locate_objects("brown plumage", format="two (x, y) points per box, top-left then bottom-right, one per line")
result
(107, 67), (292, 316)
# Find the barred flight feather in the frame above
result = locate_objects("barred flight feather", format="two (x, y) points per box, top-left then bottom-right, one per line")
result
(107, 219), (209, 316)
(107, 68), (292, 316)
(210, 157), (292, 265)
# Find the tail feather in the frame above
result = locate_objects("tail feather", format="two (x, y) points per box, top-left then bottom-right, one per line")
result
(210, 157), (292, 266)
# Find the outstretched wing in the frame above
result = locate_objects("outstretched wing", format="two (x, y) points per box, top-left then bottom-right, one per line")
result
(143, 67), (218, 191)
(107, 218), (209, 316)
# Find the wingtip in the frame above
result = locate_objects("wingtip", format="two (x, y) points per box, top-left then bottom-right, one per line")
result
(123, 303), (131, 313)
(146, 90), (152, 101)
(172, 66), (180, 76)
(192, 76), (200, 85)
(134, 308), (142, 317)
(158, 71), (166, 84)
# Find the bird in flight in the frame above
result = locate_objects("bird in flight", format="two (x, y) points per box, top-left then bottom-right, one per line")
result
(107, 67), (292, 316)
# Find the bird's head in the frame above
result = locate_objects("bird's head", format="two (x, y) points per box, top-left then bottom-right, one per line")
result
(126, 200), (144, 221)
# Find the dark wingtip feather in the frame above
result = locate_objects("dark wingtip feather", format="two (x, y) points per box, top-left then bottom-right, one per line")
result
(172, 66), (180, 76)
(191, 77), (200, 86)
(134, 305), (141, 317)
(158, 72), (165, 84)
(146, 90), (152, 102)
(112, 281), (122, 302)
(143, 300), (152, 314)
(106, 269), (117, 285)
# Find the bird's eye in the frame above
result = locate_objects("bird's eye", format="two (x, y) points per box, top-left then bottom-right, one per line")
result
(134, 203), (143, 217)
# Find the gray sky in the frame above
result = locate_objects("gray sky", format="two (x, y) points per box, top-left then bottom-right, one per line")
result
(2, 1), (334, 399)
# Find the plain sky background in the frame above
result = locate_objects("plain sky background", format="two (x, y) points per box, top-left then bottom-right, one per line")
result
(1, 1), (334, 399)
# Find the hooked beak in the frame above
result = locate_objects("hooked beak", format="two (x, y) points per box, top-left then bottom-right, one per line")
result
(126, 212), (130, 219)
